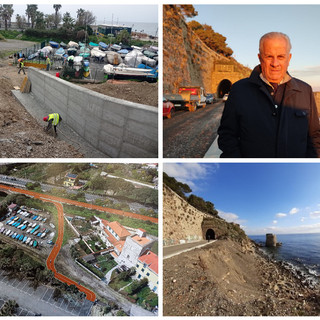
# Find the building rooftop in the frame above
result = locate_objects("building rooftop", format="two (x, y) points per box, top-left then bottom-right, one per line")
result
(65, 173), (78, 179)
(138, 251), (158, 274)
(109, 221), (131, 238)
(131, 235), (152, 246)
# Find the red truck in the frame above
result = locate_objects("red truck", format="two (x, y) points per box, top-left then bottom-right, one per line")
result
(164, 86), (207, 112)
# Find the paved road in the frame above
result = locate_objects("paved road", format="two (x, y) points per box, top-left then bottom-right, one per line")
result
(163, 240), (216, 259)
(163, 101), (224, 158)
(0, 270), (93, 316)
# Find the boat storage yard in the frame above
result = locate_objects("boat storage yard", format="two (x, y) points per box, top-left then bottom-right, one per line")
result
(26, 40), (158, 83)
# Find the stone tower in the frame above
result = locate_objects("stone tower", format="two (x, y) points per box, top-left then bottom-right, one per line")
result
(266, 233), (277, 247)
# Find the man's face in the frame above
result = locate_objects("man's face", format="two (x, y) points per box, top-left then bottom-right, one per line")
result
(258, 37), (292, 83)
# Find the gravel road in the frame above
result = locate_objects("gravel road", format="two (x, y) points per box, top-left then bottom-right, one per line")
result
(163, 101), (225, 158)
(0, 39), (37, 52)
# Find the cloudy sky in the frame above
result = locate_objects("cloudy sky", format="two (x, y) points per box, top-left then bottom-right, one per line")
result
(10, 3), (158, 24)
(164, 162), (320, 235)
(189, 5), (320, 91)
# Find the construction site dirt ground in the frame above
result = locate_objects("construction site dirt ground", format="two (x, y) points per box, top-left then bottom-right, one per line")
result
(0, 40), (158, 158)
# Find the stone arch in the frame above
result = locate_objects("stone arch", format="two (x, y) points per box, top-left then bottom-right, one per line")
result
(217, 79), (232, 98)
(205, 228), (215, 241)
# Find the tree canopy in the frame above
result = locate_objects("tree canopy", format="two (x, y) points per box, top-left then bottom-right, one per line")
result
(188, 20), (233, 57)
(164, 172), (219, 217)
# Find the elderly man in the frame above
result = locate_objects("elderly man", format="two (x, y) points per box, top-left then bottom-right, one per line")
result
(218, 32), (320, 158)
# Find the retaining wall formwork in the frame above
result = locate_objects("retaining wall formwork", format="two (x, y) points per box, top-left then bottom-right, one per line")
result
(28, 67), (158, 158)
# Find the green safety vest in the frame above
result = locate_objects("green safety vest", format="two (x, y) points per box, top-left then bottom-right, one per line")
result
(48, 113), (60, 126)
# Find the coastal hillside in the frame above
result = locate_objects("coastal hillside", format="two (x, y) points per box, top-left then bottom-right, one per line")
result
(163, 5), (251, 94)
(163, 184), (320, 316)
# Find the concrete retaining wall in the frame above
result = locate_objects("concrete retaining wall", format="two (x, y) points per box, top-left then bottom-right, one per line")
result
(28, 67), (158, 157)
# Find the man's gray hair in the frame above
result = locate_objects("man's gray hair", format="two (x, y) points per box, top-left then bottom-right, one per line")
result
(259, 32), (292, 54)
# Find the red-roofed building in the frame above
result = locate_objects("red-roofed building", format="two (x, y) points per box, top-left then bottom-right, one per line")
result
(96, 217), (131, 256)
(136, 251), (158, 293)
(117, 232), (154, 268)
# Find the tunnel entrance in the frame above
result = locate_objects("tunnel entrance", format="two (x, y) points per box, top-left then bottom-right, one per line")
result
(217, 79), (232, 98)
(205, 229), (215, 241)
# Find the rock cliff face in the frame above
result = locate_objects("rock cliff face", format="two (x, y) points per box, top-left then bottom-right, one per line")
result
(163, 5), (251, 95)
(163, 185), (247, 245)
(314, 92), (320, 113)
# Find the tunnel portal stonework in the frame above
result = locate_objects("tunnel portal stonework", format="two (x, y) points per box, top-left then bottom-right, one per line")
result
(211, 63), (246, 97)
(163, 185), (237, 246)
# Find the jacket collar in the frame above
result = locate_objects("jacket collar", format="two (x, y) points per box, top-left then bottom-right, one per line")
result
(249, 65), (302, 92)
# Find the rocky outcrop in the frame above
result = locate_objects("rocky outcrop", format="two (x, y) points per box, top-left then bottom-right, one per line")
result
(163, 185), (248, 245)
(163, 5), (251, 95)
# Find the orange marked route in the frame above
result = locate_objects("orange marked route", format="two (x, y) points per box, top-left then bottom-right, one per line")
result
(0, 184), (158, 224)
(0, 185), (98, 302)
(0, 183), (159, 301)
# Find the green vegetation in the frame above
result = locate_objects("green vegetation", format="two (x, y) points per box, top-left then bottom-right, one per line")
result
(0, 300), (19, 316)
(0, 30), (21, 39)
(164, 172), (219, 217)
(109, 268), (135, 291)
(62, 219), (77, 247)
(0, 241), (54, 288)
(96, 254), (117, 273)
(188, 20), (233, 57)
(77, 258), (104, 278)
(63, 205), (158, 237)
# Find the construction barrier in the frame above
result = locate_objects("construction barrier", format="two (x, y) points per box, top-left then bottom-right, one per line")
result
(27, 67), (158, 158)
(24, 62), (46, 69)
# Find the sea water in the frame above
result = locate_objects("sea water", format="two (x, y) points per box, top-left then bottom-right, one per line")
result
(96, 21), (158, 37)
(249, 233), (320, 284)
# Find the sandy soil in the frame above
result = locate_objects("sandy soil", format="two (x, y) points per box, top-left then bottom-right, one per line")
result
(163, 239), (320, 316)
(78, 80), (158, 108)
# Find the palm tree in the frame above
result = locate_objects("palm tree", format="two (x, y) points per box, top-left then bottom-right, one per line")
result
(0, 5), (14, 31)
(25, 4), (37, 29)
(53, 4), (62, 28)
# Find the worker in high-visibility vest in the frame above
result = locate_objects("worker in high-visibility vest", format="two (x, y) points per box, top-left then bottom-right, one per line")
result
(18, 58), (25, 75)
(43, 113), (62, 137)
(46, 56), (51, 71)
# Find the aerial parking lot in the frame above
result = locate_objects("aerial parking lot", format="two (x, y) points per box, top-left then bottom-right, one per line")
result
(0, 269), (93, 316)
(0, 205), (55, 254)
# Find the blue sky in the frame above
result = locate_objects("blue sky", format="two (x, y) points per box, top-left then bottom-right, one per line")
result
(164, 163), (320, 235)
(188, 5), (320, 91)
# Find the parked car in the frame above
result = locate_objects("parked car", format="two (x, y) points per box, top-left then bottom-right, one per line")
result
(163, 97), (174, 119)
(205, 93), (215, 104)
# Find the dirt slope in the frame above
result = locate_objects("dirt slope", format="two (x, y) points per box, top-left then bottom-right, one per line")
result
(0, 60), (83, 158)
(164, 239), (320, 316)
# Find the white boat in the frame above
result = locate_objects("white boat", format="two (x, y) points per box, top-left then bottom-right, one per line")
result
(91, 47), (106, 59)
(103, 64), (155, 77)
